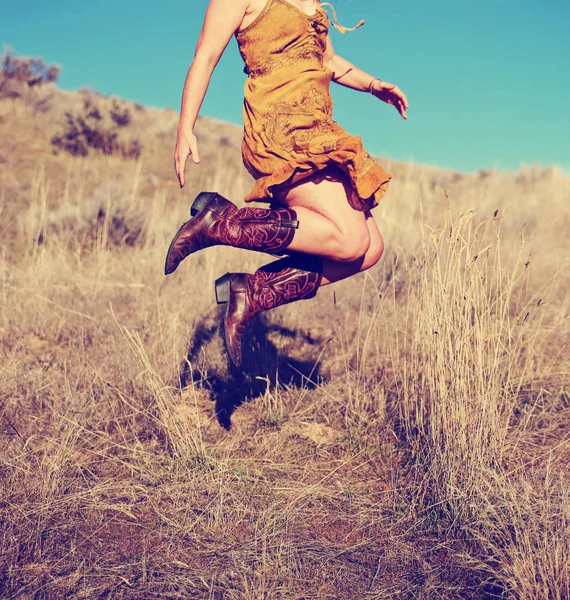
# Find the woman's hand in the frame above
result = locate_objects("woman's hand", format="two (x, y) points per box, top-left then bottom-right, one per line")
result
(174, 128), (200, 188)
(370, 80), (409, 120)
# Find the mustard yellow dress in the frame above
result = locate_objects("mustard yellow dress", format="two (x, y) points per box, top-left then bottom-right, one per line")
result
(235, 0), (391, 212)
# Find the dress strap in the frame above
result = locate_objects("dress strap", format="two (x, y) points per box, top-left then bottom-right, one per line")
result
(319, 2), (365, 34)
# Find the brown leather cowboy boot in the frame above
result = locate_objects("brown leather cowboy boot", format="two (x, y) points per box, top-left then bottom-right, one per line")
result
(214, 256), (323, 367)
(164, 192), (299, 275)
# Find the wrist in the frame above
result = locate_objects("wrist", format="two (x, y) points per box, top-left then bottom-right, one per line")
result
(368, 78), (382, 93)
(177, 120), (195, 135)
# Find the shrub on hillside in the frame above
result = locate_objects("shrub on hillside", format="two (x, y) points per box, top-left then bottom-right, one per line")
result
(0, 50), (59, 98)
(110, 100), (131, 127)
(51, 99), (142, 159)
(0, 50), (60, 112)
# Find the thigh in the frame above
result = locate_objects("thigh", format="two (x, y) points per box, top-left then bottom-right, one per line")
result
(274, 167), (368, 235)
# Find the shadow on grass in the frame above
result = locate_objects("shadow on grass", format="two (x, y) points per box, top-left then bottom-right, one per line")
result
(179, 311), (326, 429)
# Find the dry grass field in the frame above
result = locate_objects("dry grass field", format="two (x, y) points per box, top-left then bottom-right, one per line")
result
(0, 78), (569, 599)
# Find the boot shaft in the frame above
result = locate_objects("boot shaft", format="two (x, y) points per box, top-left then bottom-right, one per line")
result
(245, 262), (322, 311)
(213, 205), (298, 252)
(216, 257), (323, 367)
(164, 192), (300, 275)
(190, 192), (299, 252)
(225, 256), (323, 315)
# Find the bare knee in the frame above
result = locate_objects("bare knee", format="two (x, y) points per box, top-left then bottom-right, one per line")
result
(333, 227), (371, 262)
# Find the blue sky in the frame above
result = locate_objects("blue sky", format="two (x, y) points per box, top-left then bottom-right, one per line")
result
(2, 0), (569, 172)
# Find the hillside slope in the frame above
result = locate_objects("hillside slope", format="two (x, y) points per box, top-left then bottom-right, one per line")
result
(0, 82), (569, 599)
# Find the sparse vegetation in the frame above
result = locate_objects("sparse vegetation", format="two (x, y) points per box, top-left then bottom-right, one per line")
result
(51, 98), (141, 159)
(0, 49), (59, 97)
(0, 49), (60, 113)
(0, 67), (568, 598)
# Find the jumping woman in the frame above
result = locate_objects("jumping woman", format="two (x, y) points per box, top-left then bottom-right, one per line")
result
(165, 0), (408, 367)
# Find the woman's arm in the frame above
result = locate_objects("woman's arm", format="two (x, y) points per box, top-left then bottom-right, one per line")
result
(175, 0), (249, 187)
(322, 34), (409, 120)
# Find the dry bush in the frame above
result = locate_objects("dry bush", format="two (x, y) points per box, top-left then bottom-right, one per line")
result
(0, 49), (59, 97)
(0, 49), (59, 115)
(51, 99), (142, 159)
(0, 83), (569, 598)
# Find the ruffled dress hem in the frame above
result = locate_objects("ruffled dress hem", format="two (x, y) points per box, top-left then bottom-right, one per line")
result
(243, 141), (391, 212)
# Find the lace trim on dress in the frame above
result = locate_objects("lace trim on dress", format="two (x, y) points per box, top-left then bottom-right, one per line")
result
(260, 86), (337, 153)
(247, 46), (323, 78)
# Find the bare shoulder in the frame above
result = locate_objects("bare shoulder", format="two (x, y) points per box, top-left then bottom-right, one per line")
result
(200, 0), (252, 45)
(237, 0), (269, 30)
(203, 0), (250, 26)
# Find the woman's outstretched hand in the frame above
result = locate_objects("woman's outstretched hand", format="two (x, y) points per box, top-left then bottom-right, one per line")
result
(174, 129), (200, 188)
(370, 80), (409, 120)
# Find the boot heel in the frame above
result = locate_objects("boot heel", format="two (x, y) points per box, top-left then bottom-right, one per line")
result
(190, 192), (218, 217)
(215, 273), (231, 304)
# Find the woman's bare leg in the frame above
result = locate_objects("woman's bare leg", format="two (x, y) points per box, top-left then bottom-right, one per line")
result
(214, 172), (385, 366)
(274, 169), (372, 263)
(318, 212), (384, 285)
(274, 169), (385, 285)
